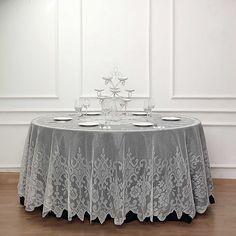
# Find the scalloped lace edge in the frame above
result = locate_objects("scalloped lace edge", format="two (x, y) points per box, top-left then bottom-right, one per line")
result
(19, 194), (214, 225)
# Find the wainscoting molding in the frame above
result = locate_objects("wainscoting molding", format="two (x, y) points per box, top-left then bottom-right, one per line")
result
(203, 123), (236, 127)
(0, 108), (74, 113)
(0, 123), (30, 126)
(0, 95), (59, 99)
(157, 108), (236, 113)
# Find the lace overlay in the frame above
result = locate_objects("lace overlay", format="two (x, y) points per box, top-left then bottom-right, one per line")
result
(18, 119), (214, 225)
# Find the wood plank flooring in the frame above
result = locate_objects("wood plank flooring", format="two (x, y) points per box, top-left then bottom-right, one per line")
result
(0, 173), (236, 236)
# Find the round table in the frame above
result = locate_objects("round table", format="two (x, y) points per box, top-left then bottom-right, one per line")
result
(18, 113), (214, 225)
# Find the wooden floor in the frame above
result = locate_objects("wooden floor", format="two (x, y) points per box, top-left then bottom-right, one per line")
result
(0, 173), (236, 236)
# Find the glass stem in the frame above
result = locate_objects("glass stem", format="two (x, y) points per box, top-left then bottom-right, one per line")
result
(147, 112), (150, 121)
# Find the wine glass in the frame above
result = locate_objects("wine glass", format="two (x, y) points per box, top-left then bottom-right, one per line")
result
(148, 98), (155, 117)
(125, 89), (135, 98)
(83, 98), (90, 116)
(143, 98), (155, 120)
(94, 89), (104, 97)
(74, 98), (84, 116)
(120, 99), (125, 115)
(101, 99), (111, 129)
(122, 98), (131, 116)
(143, 100), (150, 117)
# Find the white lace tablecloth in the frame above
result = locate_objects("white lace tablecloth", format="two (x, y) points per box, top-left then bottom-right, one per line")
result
(18, 113), (214, 225)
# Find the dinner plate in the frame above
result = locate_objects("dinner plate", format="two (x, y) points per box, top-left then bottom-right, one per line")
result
(78, 122), (99, 127)
(133, 122), (154, 127)
(86, 112), (101, 116)
(132, 112), (147, 116)
(53, 117), (73, 121)
(161, 116), (181, 121)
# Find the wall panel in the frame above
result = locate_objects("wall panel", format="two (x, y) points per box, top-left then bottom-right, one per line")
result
(0, 0), (235, 178)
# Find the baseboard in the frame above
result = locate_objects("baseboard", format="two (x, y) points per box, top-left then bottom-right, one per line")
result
(0, 164), (235, 179)
(210, 164), (236, 179)
(0, 164), (21, 172)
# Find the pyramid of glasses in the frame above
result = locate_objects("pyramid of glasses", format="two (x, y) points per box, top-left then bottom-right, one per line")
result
(95, 67), (135, 116)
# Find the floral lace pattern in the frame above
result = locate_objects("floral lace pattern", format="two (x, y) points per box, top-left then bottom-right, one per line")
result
(18, 122), (214, 225)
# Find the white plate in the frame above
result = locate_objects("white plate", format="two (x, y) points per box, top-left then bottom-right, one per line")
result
(161, 116), (181, 121)
(132, 112), (147, 116)
(86, 112), (101, 116)
(54, 117), (73, 121)
(133, 122), (154, 127)
(78, 122), (99, 127)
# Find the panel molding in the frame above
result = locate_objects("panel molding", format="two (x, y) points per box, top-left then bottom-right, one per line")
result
(171, 95), (236, 100)
(155, 108), (236, 113)
(80, 0), (151, 99)
(170, 0), (236, 100)
(0, 94), (59, 99)
(0, 123), (30, 126)
(0, 108), (74, 112)
(80, 95), (150, 99)
(0, 0), (59, 99)
(203, 122), (236, 127)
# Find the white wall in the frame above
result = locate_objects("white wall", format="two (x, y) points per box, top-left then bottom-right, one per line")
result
(0, 0), (236, 178)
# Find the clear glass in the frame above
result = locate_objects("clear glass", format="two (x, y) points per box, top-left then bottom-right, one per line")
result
(101, 99), (111, 129)
(143, 100), (150, 113)
(121, 98), (131, 116)
(143, 98), (155, 121)
(83, 98), (90, 116)
(148, 98), (155, 117)
(120, 100), (125, 115)
(74, 98), (84, 116)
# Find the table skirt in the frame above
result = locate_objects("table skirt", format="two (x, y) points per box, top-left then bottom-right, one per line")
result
(18, 121), (214, 225)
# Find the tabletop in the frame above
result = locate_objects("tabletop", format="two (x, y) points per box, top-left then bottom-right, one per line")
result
(31, 113), (201, 132)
